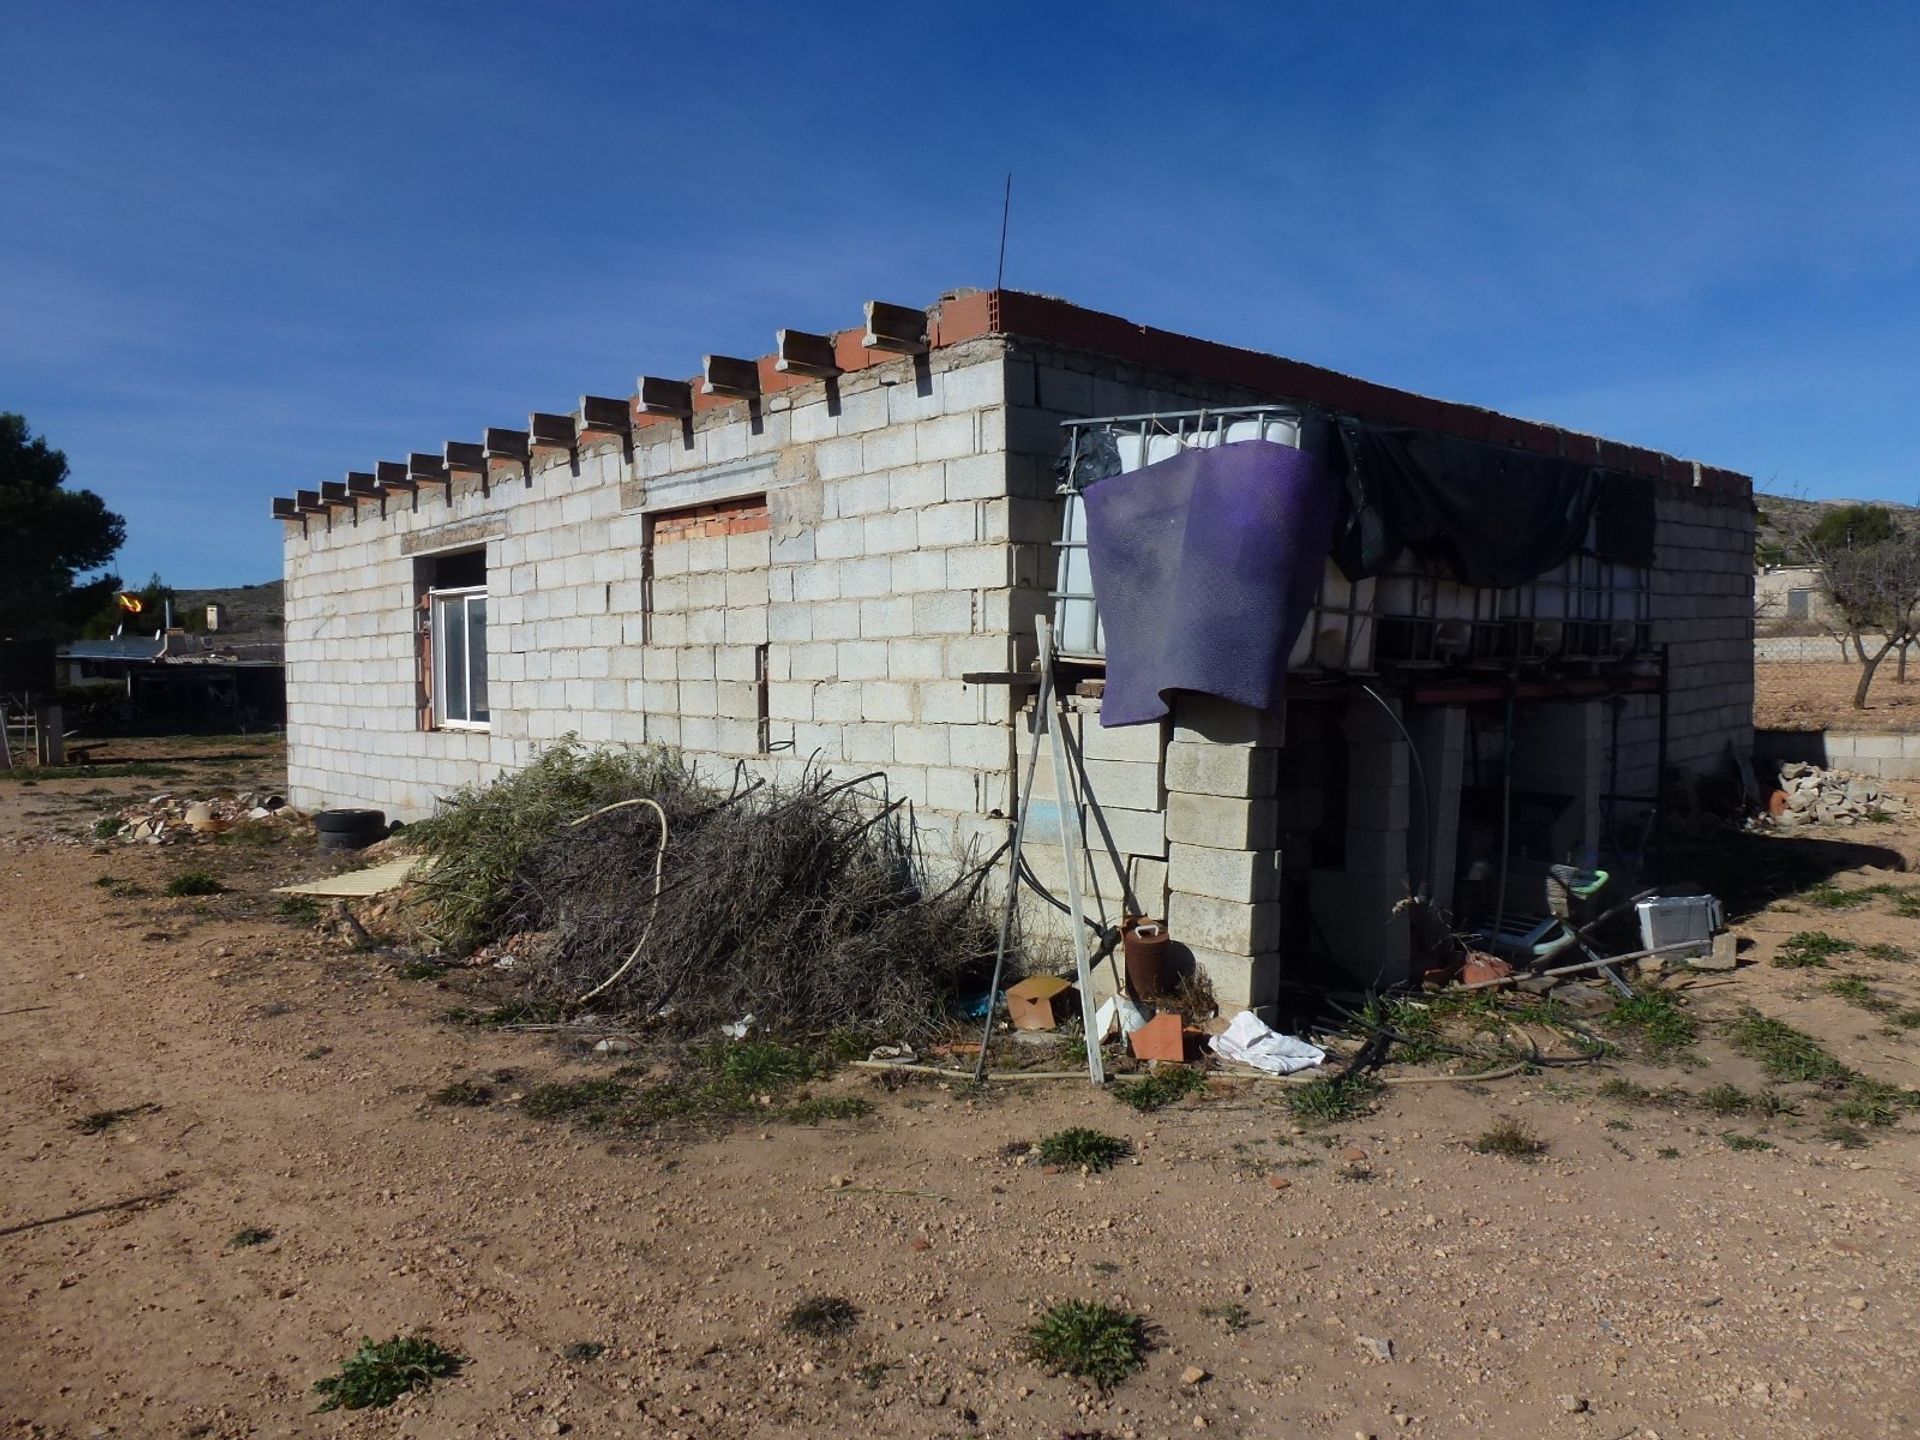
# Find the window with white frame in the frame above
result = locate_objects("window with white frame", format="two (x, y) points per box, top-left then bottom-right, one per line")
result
(430, 585), (489, 728)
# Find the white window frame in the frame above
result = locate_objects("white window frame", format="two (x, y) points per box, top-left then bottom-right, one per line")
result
(430, 585), (490, 730)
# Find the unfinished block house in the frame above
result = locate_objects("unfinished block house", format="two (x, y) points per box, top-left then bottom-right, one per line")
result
(274, 290), (1754, 1011)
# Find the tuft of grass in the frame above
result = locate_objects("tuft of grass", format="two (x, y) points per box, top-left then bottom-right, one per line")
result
(1656, 1146), (1681, 1159)
(1720, 1131), (1775, 1152)
(708, 1038), (824, 1092)
(1727, 1009), (1850, 1083)
(783, 1295), (859, 1339)
(854, 1360), (890, 1389)
(443, 999), (563, 1028)
(396, 958), (444, 982)
(1473, 1116), (1547, 1161)
(275, 895), (324, 925)
(1361, 996), (1447, 1064)
(1597, 1077), (1687, 1106)
(1284, 1071), (1383, 1126)
(1828, 1078), (1915, 1130)
(428, 1080), (493, 1108)
(1025, 1300), (1150, 1391)
(91, 817), (122, 840)
(561, 1341), (604, 1363)
(1824, 977), (1895, 1014)
(783, 1096), (872, 1124)
(230, 1226), (274, 1248)
(1602, 990), (1698, 1059)
(1111, 1066), (1208, 1113)
(1820, 1121), (1870, 1149)
(521, 1076), (632, 1123)
(1800, 882), (1897, 910)
(312, 1334), (465, 1412)
(1774, 931), (1854, 968)
(1201, 1302), (1256, 1333)
(1699, 1083), (1753, 1116)
(1894, 891), (1920, 920)
(72, 1103), (158, 1134)
(1890, 1008), (1920, 1030)
(164, 869), (226, 897)
(1864, 942), (1911, 964)
(408, 737), (689, 954)
(1035, 1127), (1132, 1172)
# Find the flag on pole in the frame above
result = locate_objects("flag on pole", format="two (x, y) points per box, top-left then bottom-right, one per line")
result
(115, 593), (144, 614)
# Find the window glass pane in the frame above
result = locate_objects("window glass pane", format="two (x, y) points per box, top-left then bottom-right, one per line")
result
(439, 595), (468, 723)
(467, 596), (489, 722)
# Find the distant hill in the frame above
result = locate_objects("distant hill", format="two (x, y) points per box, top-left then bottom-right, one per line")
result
(173, 581), (283, 640)
(1754, 494), (1918, 564)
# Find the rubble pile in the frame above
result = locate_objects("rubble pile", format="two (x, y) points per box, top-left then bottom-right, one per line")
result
(1768, 763), (1908, 829)
(107, 790), (299, 844)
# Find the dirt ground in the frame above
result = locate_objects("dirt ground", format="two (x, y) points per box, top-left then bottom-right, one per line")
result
(1755, 661), (1920, 733)
(5, 738), (1920, 1439)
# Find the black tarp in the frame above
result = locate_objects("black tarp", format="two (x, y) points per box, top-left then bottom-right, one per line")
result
(1329, 420), (1652, 588)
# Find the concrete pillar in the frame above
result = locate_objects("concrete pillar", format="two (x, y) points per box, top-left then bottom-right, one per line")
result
(1163, 694), (1284, 1014)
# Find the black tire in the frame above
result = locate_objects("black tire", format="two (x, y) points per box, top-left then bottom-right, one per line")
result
(318, 829), (377, 852)
(314, 808), (385, 834)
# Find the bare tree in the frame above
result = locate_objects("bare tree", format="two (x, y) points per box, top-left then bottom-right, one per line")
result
(1798, 517), (1920, 708)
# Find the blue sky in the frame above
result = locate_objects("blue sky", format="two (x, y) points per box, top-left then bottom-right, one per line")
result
(4, 1), (1917, 587)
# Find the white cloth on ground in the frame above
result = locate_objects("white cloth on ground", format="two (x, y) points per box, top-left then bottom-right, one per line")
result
(1210, 1010), (1325, 1075)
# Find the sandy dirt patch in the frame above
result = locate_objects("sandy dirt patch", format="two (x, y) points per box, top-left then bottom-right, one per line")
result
(4, 738), (1920, 1438)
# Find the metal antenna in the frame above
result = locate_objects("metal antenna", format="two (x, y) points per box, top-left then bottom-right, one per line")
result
(995, 173), (1012, 291)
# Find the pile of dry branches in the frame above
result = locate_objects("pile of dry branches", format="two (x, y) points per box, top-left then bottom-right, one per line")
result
(502, 762), (1003, 1039)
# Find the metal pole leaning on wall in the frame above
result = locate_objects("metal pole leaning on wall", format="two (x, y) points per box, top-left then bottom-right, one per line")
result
(1039, 616), (1105, 1086)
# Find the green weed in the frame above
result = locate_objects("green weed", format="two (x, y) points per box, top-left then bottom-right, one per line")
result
(1035, 1127), (1132, 1172)
(230, 1226), (274, 1248)
(275, 895), (323, 925)
(91, 817), (121, 840)
(1721, 1131), (1775, 1152)
(428, 1080), (493, 1107)
(1800, 882), (1897, 910)
(72, 1103), (158, 1134)
(1201, 1302), (1256, 1333)
(1864, 942), (1911, 963)
(561, 1341), (604, 1363)
(783, 1096), (872, 1124)
(312, 1334), (465, 1412)
(1602, 990), (1698, 1059)
(1361, 996), (1447, 1063)
(1699, 1083), (1753, 1116)
(1024, 1300), (1150, 1390)
(1111, 1066), (1208, 1113)
(1727, 1009), (1850, 1083)
(1473, 1116), (1547, 1161)
(1825, 976), (1895, 1013)
(1283, 1071), (1383, 1126)
(443, 1000), (563, 1028)
(1656, 1146), (1681, 1158)
(1774, 931), (1854, 968)
(521, 1077), (632, 1123)
(164, 869), (226, 897)
(783, 1295), (858, 1339)
(396, 958), (445, 982)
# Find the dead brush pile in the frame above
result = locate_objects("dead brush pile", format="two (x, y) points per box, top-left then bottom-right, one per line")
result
(411, 739), (1004, 1039)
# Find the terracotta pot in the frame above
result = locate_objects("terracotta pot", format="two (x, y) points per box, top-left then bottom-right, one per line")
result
(1122, 918), (1170, 1001)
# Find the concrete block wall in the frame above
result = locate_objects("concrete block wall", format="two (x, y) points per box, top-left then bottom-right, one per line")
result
(283, 339), (1022, 861)
(1609, 485), (1757, 806)
(1012, 694), (1169, 953)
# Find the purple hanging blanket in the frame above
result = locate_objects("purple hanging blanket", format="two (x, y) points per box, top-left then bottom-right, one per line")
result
(1083, 439), (1341, 727)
